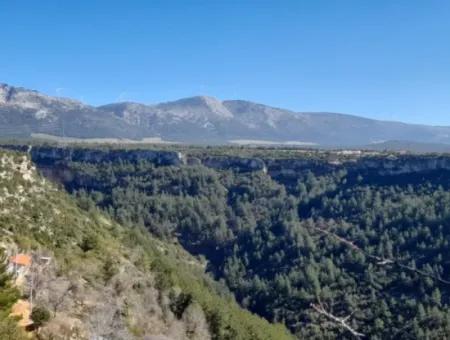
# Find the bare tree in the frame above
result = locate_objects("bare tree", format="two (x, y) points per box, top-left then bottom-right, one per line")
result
(28, 256), (75, 317)
(87, 299), (134, 340)
(26, 252), (53, 310)
(310, 300), (364, 338)
(47, 279), (75, 316)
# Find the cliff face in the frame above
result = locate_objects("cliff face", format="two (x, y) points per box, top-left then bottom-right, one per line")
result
(4, 144), (450, 180)
(356, 156), (450, 175)
(30, 146), (185, 167)
(265, 156), (450, 183)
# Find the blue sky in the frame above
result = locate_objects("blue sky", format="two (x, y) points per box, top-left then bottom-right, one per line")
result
(1, 1), (449, 125)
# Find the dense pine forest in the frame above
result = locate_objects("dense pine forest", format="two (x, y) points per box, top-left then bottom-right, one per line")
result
(19, 145), (450, 339)
(0, 148), (293, 339)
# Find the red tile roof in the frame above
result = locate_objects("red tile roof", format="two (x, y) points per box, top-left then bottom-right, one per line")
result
(10, 254), (32, 266)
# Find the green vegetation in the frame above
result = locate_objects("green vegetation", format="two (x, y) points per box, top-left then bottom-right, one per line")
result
(0, 249), (23, 339)
(46, 148), (450, 339)
(30, 306), (50, 328)
(0, 149), (292, 339)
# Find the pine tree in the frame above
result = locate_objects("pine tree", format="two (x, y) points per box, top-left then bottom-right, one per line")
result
(0, 249), (20, 318)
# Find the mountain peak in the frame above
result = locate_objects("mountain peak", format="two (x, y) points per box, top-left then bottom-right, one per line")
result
(161, 95), (221, 107)
(157, 95), (233, 119)
(0, 83), (83, 108)
(0, 83), (29, 104)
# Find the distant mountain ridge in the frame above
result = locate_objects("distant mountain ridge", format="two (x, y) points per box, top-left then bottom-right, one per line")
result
(2, 82), (450, 148)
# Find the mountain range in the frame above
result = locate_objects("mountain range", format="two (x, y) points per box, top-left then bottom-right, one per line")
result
(2, 82), (450, 149)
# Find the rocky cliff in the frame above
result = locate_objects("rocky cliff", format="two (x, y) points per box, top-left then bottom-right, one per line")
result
(16, 145), (450, 178)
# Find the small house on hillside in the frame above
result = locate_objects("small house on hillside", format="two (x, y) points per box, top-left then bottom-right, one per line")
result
(8, 253), (32, 287)
(10, 254), (32, 267)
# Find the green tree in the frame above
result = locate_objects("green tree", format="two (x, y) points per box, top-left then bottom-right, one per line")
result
(30, 306), (51, 328)
(0, 249), (23, 339)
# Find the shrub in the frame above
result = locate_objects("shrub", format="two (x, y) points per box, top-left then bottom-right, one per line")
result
(30, 306), (51, 328)
(170, 292), (192, 318)
(79, 234), (98, 252)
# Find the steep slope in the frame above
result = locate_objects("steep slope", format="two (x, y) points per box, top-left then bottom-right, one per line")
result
(26, 145), (450, 339)
(0, 148), (292, 340)
(3, 82), (450, 147)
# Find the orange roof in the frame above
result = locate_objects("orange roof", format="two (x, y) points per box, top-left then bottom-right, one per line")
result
(10, 254), (32, 266)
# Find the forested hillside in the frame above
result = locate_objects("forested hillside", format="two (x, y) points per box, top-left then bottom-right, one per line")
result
(0, 148), (291, 339)
(24, 145), (450, 339)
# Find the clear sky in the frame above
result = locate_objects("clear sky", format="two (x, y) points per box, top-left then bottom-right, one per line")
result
(1, 1), (449, 125)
